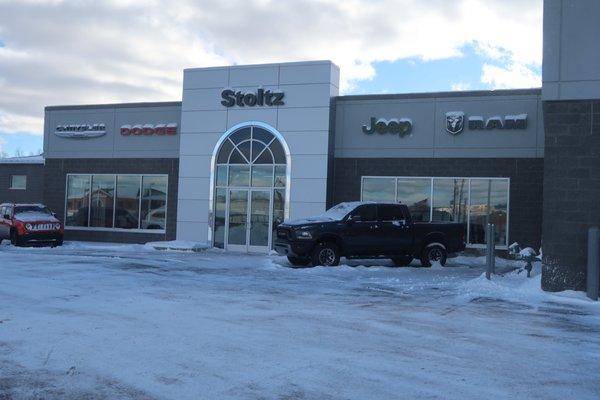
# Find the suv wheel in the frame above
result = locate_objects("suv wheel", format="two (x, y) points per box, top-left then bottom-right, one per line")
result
(312, 242), (340, 267)
(287, 256), (310, 267)
(391, 256), (413, 267)
(420, 243), (447, 267)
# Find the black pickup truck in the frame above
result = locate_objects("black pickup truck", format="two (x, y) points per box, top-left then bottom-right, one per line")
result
(274, 201), (466, 267)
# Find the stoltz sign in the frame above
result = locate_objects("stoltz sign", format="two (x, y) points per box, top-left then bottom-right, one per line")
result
(54, 124), (106, 138)
(362, 117), (412, 137)
(221, 88), (285, 107)
(120, 123), (178, 136)
(445, 111), (528, 136)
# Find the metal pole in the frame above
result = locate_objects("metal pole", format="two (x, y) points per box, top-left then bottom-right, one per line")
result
(486, 223), (495, 280)
(587, 227), (600, 301)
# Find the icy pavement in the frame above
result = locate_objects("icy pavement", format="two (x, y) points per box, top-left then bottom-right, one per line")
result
(0, 242), (599, 400)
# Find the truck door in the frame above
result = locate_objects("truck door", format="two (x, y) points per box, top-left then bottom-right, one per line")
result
(344, 204), (379, 255)
(376, 204), (413, 255)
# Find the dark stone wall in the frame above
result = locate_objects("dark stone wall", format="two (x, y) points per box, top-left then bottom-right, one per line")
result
(330, 157), (544, 249)
(43, 158), (179, 243)
(0, 164), (45, 204)
(542, 100), (600, 292)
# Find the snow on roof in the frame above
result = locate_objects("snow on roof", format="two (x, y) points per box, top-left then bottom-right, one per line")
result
(0, 154), (45, 164)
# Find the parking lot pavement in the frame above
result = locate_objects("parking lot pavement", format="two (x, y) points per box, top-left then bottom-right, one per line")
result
(1, 242), (599, 400)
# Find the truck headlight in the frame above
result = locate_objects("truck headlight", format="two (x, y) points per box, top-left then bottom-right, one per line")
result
(54, 223), (61, 230)
(25, 223), (33, 231)
(296, 230), (313, 240)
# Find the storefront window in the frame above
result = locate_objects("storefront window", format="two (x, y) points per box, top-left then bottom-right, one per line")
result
(469, 179), (508, 246)
(362, 177), (395, 202)
(140, 176), (167, 230)
(90, 175), (115, 228)
(360, 176), (510, 248)
(66, 175), (91, 227)
(115, 175), (141, 229)
(65, 174), (167, 231)
(432, 178), (468, 223)
(397, 179), (431, 222)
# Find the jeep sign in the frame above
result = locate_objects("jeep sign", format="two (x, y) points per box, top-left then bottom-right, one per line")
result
(362, 117), (413, 137)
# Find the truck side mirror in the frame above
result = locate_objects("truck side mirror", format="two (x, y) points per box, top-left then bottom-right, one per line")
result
(3, 214), (10, 220)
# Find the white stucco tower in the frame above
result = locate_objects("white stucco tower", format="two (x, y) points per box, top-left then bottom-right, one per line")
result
(176, 61), (340, 250)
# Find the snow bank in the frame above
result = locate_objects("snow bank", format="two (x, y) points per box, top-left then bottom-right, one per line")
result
(145, 240), (209, 252)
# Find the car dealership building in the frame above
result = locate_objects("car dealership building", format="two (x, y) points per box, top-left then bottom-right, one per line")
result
(1, 0), (598, 293)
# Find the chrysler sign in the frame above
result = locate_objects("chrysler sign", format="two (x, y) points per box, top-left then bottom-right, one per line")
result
(54, 124), (106, 138)
(221, 88), (284, 107)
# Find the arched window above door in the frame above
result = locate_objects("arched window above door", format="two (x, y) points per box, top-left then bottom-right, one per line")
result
(216, 126), (286, 165)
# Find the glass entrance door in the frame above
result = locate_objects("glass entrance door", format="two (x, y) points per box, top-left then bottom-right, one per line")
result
(226, 189), (272, 252)
(227, 190), (248, 251)
(248, 190), (271, 252)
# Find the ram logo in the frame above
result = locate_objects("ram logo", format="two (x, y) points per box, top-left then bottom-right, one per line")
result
(445, 111), (465, 135)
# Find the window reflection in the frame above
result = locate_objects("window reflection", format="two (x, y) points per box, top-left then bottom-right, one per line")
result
(362, 178), (395, 202)
(360, 176), (510, 247)
(469, 179), (508, 246)
(66, 175), (91, 227)
(66, 174), (167, 230)
(140, 176), (167, 230)
(115, 175), (140, 229)
(397, 179), (431, 222)
(432, 179), (468, 223)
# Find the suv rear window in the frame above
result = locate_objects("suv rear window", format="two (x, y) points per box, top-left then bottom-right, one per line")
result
(377, 204), (405, 221)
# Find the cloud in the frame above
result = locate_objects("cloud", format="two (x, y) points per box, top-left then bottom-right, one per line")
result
(481, 63), (541, 89)
(0, 0), (542, 135)
(451, 82), (471, 91)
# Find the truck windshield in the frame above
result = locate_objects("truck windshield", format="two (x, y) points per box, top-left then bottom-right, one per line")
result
(317, 202), (363, 221)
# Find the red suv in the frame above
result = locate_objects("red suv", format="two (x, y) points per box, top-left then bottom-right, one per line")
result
(0, 203), (64, 247)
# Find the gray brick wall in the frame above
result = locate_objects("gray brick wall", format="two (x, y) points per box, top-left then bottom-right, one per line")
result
(43, 158), (179, 243)
(330, 157), (544, 249)
(0, 164), (45, 204)
(542, 100), (600, 291)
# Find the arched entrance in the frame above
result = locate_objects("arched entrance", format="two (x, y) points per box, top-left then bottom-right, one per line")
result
(209, 122), (290, 252)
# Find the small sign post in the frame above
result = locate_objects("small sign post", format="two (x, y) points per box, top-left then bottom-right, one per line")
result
(486, 223), (495, 280)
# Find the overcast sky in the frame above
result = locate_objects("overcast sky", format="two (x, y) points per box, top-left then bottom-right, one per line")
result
(0, 0), (542, 156)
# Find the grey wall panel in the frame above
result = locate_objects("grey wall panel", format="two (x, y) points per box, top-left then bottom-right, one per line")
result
(113, 106), (181, 156)
(183, 67), (228, 89)
(334, 91), (544, 158)
(229, 65), (279, 86)
(44, 104), (181, 159)
(279, 61), (340, 87)
(0, 164), (45, 204)
(543, 0), (600, 100)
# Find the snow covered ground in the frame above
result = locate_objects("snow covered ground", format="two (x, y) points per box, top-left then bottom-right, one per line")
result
(0, 241), (599, 400)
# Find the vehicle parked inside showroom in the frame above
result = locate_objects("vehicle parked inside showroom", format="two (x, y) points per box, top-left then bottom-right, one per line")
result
(0, 203), (64, 246)
(274, 202), (465, 267)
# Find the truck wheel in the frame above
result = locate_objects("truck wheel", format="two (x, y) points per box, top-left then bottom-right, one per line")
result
(10, 230), (21, 247)
(312, 242), (340, 267)
(420, 243), (447, 267)
(287, 256), (310, 267)
(391, 256), (413, 267)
